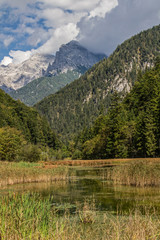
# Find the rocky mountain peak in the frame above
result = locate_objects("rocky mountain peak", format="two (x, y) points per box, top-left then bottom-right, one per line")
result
(0, 54), (55, 92)
(45, 41), (107, 76)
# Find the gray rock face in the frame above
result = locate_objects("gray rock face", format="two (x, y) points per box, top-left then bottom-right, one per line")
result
(0, 54), (55, 92)
(45, 41), (106, 76)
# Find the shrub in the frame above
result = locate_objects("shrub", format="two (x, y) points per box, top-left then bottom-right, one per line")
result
(18, 144), (42, 162)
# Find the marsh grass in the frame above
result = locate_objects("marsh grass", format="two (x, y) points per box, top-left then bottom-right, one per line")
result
(0, 161), (70, 187)
(1, 193), (160, 240)
(107, 160), (160, 187)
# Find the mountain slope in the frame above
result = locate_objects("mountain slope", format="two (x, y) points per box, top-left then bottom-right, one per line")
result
(0, 54), (55, 92)
(0, 89), (57, 147)
(9, 70), (80, 106)
(35, 24), (160, 142)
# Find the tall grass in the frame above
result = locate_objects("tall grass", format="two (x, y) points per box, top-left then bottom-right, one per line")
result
(107, 160), (160, 187)
(0, 193), (160, 240)
(0, 161), (70, 187)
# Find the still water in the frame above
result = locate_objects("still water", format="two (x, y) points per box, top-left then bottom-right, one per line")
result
(1, 167), (160, 214)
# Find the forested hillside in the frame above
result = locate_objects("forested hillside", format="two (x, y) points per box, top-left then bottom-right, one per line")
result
(10, 70), (80, 106)
(0, 89), (57, 149)
(35, 24), (160, 142)
(76, 62), (160, 159)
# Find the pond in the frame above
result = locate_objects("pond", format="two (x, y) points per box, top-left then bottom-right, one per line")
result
(1, 166), (160, 214)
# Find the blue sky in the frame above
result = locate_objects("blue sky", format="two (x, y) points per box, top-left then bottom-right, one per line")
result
(0, 0), (160, 65)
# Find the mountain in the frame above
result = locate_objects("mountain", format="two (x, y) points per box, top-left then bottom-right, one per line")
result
(0, 89), (57, 148)
(44, 40), (106, 76)
(9, 41), (106, 106)
(0, 54), (55, 92)
(10, 70), (81, 106)
(35, 24), (160, 142)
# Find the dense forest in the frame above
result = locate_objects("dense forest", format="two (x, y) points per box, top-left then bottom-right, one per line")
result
(35, 24), (160, 142)
(0, 89), (58, 161)
(74, 62), (160, 159)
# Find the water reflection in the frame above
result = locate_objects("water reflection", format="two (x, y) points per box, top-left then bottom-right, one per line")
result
(1, 167), (160, 214)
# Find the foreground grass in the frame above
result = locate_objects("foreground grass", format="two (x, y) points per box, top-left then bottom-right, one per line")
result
(0, 193), (160, 240)
(0, 161), (70, 187)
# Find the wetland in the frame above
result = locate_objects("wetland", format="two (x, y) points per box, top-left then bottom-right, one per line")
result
(1, 160), (160, 239)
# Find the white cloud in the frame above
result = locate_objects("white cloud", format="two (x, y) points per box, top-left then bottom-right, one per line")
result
(0, 0), (118, 63)
(0, 0), (34, 10)
(3, 36), (14, 47)
(78, 0), (160, 55)
(1, 56), (13, 66)
(1, 0), (160, 66)
(27, 28), (51, 47)
(38, 0), (100, 12)
(89, 0), (118, 18)
(37, 23), (79, 54)
(1, 22), (79, 66)
(40, 7), (86, 28)
(9, 50), (32, 65)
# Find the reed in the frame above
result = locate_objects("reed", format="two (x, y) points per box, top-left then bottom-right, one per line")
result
(107, 160), (160, 187)
(0, 161), (70, 187)
(0, 193), (160, 240)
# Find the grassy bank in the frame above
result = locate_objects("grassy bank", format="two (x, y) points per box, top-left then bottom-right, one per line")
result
(0, 161), (70, 187)
(106, 160), (160, 187)
(0, 193), (160, 240)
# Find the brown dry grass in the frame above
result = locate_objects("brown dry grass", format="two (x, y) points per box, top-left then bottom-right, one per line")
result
(43, 158), (160, 168)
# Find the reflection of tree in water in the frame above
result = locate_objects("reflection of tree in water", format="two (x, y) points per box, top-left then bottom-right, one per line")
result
(75, 168), (105, 177)
(76, 178), (103, 193)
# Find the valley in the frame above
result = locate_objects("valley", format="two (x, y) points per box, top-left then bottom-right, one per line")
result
(1, 22), (160, 240)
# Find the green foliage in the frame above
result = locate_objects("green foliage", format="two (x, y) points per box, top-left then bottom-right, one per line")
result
(78, 63), (160, 159)
(0, 89), (58, 147)
(72, 149), (82, 159)
(18, 144), (42, 162)
(0, 89), (60, 162)
(10, 70), (81, 106)
(35, 24), (160, 143)
(0, 127), (25, 161)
